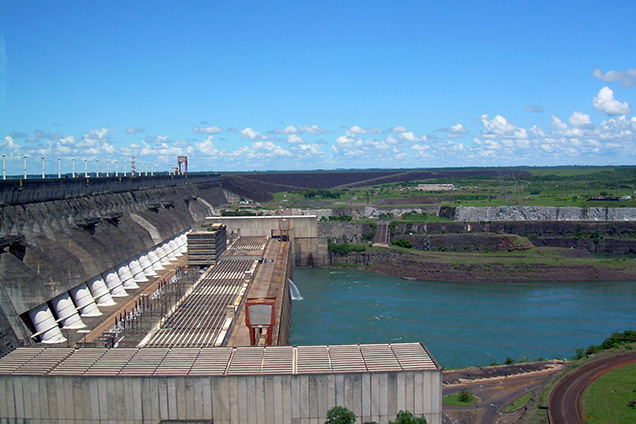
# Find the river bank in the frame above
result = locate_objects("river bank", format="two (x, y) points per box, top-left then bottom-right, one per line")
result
(327, 248), (636, 282)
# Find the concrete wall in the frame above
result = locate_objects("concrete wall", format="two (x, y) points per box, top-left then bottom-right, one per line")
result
(0, 174), (221, 205)
(209, 216), (318, 239)
(207, 216), (328, 267)
(0, 370), (442, 424)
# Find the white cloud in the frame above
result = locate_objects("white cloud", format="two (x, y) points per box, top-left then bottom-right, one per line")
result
(389, 126), (409, 133)
(270, 125), (298, 134)
(399, 131), (427, 142)
(593, 87), (632, 115)
(568, 111), (593, 128)
(299, 125), (327, 135)
(193, 126), (222, 134)
(234, 141), (294, 160)
(593, 67), (636, 88)
(195, 136), (222, 156)
(346, 126), (383, 136)
(240, 128), (270, 140)
(286, 134), (304, 144)
(445, 123), (468, 138)
(480, 115), (528, 140)
(126, 127), (145, 134)
(1, 136), (20, 153)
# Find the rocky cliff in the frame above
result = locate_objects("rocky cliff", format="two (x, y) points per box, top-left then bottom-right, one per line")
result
(454, 206), (636, 221)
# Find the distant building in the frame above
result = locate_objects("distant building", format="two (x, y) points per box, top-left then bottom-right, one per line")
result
(416, 183), (455, 191)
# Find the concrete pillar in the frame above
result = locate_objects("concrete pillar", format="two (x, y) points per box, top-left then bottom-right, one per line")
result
(169, 239), (183, 257)
(28, 304), (67, 344)
(50, 292), (86, 329)
(128, 258), (149, 283)
(148, 248), (165, 271)
(69, 283), (102, 317)
(138, 253), (157, 277)
(103, 268), (129, 297)
(163, 241), (178, 262)
(117, 263), (140, 289)
(90, 274), (118, 304)
(156, 245), (172, 265)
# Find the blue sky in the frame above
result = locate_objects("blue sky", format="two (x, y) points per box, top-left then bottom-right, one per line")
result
(1, 1), (635, 175)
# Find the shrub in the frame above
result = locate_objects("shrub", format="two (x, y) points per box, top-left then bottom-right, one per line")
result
(390, 410), (427, 424)
(392, 239), (413, 248)
(457, 389), (474, 403)
(328, 243), (368, 254)
(325, 406), (356, 424)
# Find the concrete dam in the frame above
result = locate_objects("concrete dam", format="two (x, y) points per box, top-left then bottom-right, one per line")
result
(0, 175), (443, 424)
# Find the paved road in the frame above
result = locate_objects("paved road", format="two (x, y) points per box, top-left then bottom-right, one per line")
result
(548, 351), (636, 424)
(442, 361), (564, 424)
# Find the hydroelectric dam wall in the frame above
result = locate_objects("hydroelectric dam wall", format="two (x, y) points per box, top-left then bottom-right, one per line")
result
(0, 175), (228, 355)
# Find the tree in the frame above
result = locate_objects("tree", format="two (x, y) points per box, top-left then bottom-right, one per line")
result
(325, 406), (356, 424)
(392, 238), (412, 248)
(390, 410), (427, 424)
(457, 389), (474, 403)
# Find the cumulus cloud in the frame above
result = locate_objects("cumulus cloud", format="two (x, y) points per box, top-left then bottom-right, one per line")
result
(399, 131), (427, 142)
(593, 87), (632, 115)
(143, 135), (170, 145)
(388, 126), (409, 133)
(568, 111), (593, 128)
(525, 105), (544, 113)
(126, 127), (145, 134)
(286, 134), (304, 144)
(240, 127), (270, 140)
(234, 141), (293, 160)
(299, 125), (327, 135)
(1, 136), (21, 152)
(346, 126), (383, 136)
(270, 125), (298, 134)
(444, 123), (468, 138)
(593, 67), (636, 88)
(193, 126), (222, 134)
(139, 139), (192, 158)
(479, 115), (528, 140)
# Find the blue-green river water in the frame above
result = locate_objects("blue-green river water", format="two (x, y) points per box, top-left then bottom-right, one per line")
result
(289, 268), (636, 369)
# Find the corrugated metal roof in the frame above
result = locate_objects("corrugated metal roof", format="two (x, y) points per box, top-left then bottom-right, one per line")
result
(0, 343), (438, 377)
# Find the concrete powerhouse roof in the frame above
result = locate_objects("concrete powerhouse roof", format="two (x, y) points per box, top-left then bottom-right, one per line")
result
(0, 343), (439, 377)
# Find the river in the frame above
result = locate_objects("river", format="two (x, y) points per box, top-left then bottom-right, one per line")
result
(289, 268), (636, 369)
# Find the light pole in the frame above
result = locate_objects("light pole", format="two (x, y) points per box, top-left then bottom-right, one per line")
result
(41, 156), (45, 179)
(96, 159), (99, 177)
(23, 155), (27, 179)
(57, 157), (61, 178)
(72, 158), (76, 178)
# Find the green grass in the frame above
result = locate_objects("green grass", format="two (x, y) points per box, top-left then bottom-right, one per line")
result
(502, 392), (533, 413)
(581, 361), (636, 424)
(443, 392), (479, 406)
